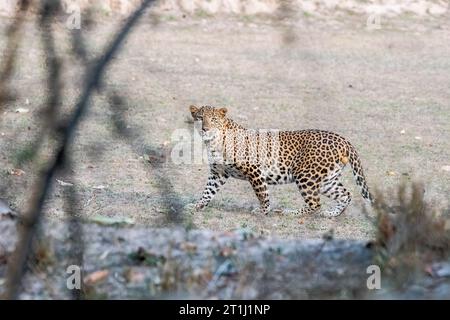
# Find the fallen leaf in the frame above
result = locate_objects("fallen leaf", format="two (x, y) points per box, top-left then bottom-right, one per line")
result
(424, 264), (434, 276)
(88, 215), (135, 226)
(84, 270), (109, 285)
(56, 179), (74, 187)
(180, 242), (197, 253)
(125, 268), (145, 283)
(99, 250), (110, 260)
(9, 169), (25, 176)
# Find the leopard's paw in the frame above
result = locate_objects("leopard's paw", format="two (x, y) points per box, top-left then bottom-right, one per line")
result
(282, 208), (301, 215)
(195, 202), (206, 211)
(251, 207), (270, 215)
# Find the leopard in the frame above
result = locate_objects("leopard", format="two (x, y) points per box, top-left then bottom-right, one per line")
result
(189, 105), (373, 217)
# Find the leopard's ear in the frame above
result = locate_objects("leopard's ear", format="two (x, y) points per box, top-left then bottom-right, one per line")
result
(218, 107), (228, 117)
(189, 105), (199, 115)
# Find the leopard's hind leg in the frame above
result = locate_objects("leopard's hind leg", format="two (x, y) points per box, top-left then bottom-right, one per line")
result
(320, 180), (352, 217)
(294, 176), (322, 215)
(320, 165), (351, 217)
(249, 177), (271, 215)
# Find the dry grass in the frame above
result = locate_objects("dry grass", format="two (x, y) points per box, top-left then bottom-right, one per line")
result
(368, 182), (450, 286)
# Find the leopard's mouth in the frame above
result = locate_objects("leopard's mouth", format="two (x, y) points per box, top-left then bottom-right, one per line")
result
(201, 128), (219, 141)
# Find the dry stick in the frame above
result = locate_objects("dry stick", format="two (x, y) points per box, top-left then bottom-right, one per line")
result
(4, 0), (155, 299)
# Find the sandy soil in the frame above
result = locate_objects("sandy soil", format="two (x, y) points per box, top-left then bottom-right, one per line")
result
(1, 12), (449, 240)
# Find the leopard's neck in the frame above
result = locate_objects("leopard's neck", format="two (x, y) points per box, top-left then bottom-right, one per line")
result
(224, 117), (246, 131)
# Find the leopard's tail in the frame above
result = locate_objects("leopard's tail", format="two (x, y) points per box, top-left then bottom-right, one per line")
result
(345, 143), (374, 204)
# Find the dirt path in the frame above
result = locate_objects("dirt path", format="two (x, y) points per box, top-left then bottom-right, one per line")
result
(1, 14), (449, 240)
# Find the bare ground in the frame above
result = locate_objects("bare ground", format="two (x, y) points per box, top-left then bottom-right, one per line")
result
(1, 13), (449, 240)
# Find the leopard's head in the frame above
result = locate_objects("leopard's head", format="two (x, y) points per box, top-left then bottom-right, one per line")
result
(189, 105), (228, 141)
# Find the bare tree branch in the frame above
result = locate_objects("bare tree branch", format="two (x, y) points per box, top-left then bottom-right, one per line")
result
(3, 0), (155, 299)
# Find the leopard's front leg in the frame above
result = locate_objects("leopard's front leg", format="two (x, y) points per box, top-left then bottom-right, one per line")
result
(195, 171), (228, 210)
(249, 178), (271, 215)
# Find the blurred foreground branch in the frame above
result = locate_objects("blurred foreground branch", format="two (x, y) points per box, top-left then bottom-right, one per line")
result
(3, 0), (155, 299)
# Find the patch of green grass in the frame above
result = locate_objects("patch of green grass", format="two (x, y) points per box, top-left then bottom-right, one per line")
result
(195, 9), (211, 19)
(279, 193), (295, 208)
(306, 222), (321, 231)
(161, 14), (177, 22)
(14, 143), (37, 166)
(240, 15), (254, 24)
(400, 144), (422, 153)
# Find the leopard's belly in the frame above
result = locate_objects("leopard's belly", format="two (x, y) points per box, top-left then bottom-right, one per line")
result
(213, 162), (295, 185)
